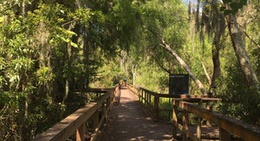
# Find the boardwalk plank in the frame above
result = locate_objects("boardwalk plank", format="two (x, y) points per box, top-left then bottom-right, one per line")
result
(99, 89), (173, 141)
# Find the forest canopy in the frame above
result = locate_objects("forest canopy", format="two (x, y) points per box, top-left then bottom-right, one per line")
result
(0, 0), (259, 140)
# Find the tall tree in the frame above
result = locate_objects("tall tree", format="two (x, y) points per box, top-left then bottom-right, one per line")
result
(223, 0), (259, 90)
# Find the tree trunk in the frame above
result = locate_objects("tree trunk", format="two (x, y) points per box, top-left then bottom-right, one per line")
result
(63, 43), (71, 104)
(63, 22), (77, 103)
(188, 1), (191, 21)
(227, 14), (259, 90)
(83, 33), (91, 89)
(160, 39), (208, 95)
(210, 0), (225, 93)
(196, 0), (200, 31)
(211, 25), (222, 90)
(38, 20), (53, 102)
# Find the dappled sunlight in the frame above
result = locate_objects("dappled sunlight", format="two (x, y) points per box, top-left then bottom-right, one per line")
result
(100, 89), (173, 141)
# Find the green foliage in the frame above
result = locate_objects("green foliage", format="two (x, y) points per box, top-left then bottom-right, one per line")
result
(72, 8), (92, 26)
(36, 67), (55, 85)
(218, 59), (260, 125)
(0, 0), (96, 140)
(0, 0), (259, 140)
(134, 0), (189, 81)
(134, 61), (169, 93)
(212, 22), (260, 125)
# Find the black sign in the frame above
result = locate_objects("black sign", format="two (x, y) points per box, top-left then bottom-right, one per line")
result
(169, 74), (189, 95)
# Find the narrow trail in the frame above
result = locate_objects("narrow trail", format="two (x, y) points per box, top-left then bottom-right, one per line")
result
(99, 88), (173, 141)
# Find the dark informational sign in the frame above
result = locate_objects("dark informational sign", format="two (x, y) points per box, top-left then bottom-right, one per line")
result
(169, 74), (189, 95)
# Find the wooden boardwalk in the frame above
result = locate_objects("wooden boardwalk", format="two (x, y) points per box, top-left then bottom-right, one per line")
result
(33, 86), (260, 141)
(99, 88), (173, 141)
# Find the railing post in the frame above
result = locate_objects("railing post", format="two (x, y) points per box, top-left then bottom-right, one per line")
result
(206, 101), (212, 127)
(106, 94), (110, 109)
(76, 123), (85, 141)
(148, 94), (151, 107)
(172, 105), (178, 139)
(138, 88), (141, 102)
(182, 110), (189, 141)
(197, 100), (202, 139)
(219, 127), (231, 141)
(143, 91), (147, 107)
(145, 92), (148, 107)
(102, 100), (106, 121)
(154, 95), (159, 121)
(93, 110), (99, 132)
(141, 90), (144, 103)
(96, 92), (99, 99)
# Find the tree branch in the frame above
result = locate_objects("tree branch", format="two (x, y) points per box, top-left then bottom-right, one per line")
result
(152, 55), (171, 74)
(160, 39), (208, 95)
(237, 22), (260, 49)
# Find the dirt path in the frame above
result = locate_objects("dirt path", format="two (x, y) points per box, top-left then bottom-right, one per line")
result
(99, 88), (173, 141)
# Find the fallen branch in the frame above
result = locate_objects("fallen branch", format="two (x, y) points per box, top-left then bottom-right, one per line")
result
(160, 39), (208, 95)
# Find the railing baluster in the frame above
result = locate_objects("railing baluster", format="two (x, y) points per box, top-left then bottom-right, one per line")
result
(93, 109), (99, 130)
(148, 94), (151, 107)
(142, 90), (144, 104)
(172, 105), (178, 139)
(76, 123), (85, 141)
(197, 100), (202, 140)
(145, 91), (148, 107)
(182, 110), (189, 141)
(219, 127), (231, 141)
(154, 96), (159, 121)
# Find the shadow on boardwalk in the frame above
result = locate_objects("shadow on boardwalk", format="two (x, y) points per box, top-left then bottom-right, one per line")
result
(99, 88), (173, 141)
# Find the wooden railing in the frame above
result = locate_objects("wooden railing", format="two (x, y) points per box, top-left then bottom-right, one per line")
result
(137, 87), (176, 121)
(172, 99), (260, 141)
(129, 85), (260, 141)
(128, 85), (218, 121)
(33, 87), (117, 141)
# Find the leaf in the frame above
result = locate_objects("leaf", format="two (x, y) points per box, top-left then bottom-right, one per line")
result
(0, 16), (4, 23)
(65, 30), (77, 36)
(9, 75), (20, 83)
(60, 36), (70, 43)
(0, 57), (6, 70)
(70, 42), (78, 48)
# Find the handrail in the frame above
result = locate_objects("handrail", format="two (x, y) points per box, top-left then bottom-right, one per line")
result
(172, 99), (260, 141)
(128, 85), (220, 121)
(130, 85), (219, 99)
(33, 87), (116, 141)
(129, 85), (260, 141)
